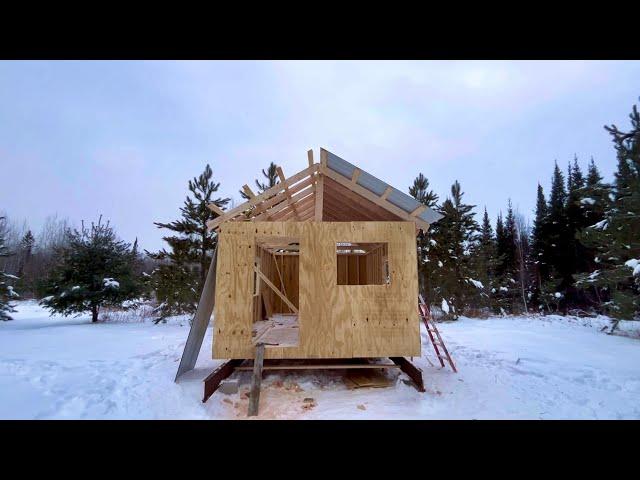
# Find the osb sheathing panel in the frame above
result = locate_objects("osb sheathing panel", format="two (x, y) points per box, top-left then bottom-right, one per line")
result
(212, 221), (420, 359)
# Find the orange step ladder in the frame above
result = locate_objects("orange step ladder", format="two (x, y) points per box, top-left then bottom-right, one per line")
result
(418, 294), (457, 373)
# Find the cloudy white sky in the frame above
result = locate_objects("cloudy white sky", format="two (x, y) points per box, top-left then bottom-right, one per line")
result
(1, 60), (638, 251)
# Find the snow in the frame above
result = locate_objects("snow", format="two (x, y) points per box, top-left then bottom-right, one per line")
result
(625, 259), (640, 277)
(441, 298), (450, 314)
(437, 261), (443, 268)
(591, 219), (608, 230)
(467, 279), (484, 289)
(1, 301), (640, 419)
(580, 198), (596, 205)
(554, 292), (562, 298)
(103, 278), (120, 289)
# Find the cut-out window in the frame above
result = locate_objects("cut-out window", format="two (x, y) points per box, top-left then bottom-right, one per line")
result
(336, 242), (389, 285)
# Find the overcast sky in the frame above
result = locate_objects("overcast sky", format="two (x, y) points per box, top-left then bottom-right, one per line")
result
(1, 60), (639, 251)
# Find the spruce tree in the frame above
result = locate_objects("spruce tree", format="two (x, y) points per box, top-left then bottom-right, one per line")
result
(430, 181), (479, 318)
(546, 161), (571, 293)
(240, 161), (280, 200)
(148, 164), (230, 318)
(530, 183), (550, 310)
(1, 218), (19, 321)
(566, 156), (589, 281)
(40, 217), (142, 323)
(409, 173), (439, 298)
(577, 100), (640, 321)
(471, 208), (498, 311)
(494, 201), (520, 313)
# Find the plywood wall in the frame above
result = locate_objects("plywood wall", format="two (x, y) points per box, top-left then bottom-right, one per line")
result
(212, 222), (420, 359)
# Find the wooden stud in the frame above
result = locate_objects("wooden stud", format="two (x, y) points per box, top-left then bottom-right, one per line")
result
(307, 149), (314, 167)
(380, 186), (393, 201)
(276, 166), (299, 220)
(314, 171), (324, 222)
(248, 343), (265, 416)
(351, 167), (361, 185)
(207, 203), (225, 216)
(242, 185), (256, 199)
(254, 266), (299, 314)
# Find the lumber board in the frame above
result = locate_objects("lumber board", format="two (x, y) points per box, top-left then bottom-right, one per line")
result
(236, 363), (399, 371)
(254, 266), (299, 314)
(248, 343), (265, 416)
(314, 171), (324, 221)
(175, 243), (219, 381)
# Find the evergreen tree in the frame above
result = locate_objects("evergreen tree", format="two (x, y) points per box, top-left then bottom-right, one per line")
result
(40, 217), (143, 323)
(494, 201), (520, 313)
(546, 161), (571, 292)
(240, 161), (280, 200)
(577, 100), (640, 321)
(470, 208), (498, 310)
(1, 218), (19, 321)
(430, 181), (479, 318)
(530, 183), (550, 309)
(16, 230), (35, 295)
(566, 156), (589, 277)
(409, 173), (439, 298)
(148, 164), (230, 318)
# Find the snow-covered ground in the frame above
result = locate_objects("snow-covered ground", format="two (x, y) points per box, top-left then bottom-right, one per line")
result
(1, 301), (639, 419)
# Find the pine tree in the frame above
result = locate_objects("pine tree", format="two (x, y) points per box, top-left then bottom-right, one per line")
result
(40, 217), (143, 323)
(148, 164), (230, 318)
(1, 218), (19, 321)
(577, 100), (640, 321)
(240, 161), (280, 200)
(409, 173), (439, 298)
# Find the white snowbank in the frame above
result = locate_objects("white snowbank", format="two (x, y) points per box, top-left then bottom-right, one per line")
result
(1, 301), (639, 419)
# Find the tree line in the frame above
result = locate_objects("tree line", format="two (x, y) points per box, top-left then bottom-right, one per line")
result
(411, 99), (639, 326)
(1, 100), (638, 325)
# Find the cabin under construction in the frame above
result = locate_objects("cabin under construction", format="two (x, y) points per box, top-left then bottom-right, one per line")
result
(176, 148), (455, 415)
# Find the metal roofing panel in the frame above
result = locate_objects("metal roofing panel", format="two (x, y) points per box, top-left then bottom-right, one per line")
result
(356, 170), (388, 197)
(326, 151), (357, 179)
(324, 149), (442, 225)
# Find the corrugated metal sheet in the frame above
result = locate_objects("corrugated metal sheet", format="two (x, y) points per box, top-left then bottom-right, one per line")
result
(325, 150), (443, 224)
